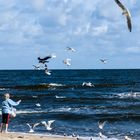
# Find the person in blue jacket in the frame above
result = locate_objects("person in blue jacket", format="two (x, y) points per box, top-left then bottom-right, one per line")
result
(0, 93), (21, 133)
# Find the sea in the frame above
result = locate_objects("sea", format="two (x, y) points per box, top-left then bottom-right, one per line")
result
(0, 69), (140, 140)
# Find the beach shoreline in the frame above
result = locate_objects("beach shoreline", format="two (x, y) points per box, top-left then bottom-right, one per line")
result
(0, 132), (75, 140)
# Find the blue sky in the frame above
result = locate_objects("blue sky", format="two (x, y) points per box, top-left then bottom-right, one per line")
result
(0, 0), (140, 69)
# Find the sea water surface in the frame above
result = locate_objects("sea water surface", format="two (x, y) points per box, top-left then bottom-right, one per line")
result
(0, 69), (140, 139)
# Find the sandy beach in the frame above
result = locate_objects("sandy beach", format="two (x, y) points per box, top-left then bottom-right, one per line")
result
(0, 132), (76, 140)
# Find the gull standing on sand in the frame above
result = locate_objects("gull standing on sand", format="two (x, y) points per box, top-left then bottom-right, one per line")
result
(63, 58), (71, 66)
(41, 120), (55, 130)
(26, 123), (40, 133)
(114, 0), (132, 32)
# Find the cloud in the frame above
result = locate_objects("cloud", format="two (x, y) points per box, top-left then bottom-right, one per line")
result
(0, 0), (139, 69)
(125, 46), (140, 53)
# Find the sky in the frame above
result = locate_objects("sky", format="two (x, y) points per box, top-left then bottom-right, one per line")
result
(0, 0), (140, 69)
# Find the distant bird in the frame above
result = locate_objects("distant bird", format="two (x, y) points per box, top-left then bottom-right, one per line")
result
(41, 120), (55, 130)
(66, 47), (76, 52)
(100, 59), (108, 64)
(98, 120), (107, 130)
(44, 64), (51, 75)
(45, 68), (51, 75)
(35, 103), (41, 107)
(33, 65), (40, 70)
(38, 54), (56, 64)
(124, 136), (132, 140)
(26, 123), (40, 133)
(82, 82), (94, 87)
(114, 0), (132, 32)
(63, 58), (71, 66)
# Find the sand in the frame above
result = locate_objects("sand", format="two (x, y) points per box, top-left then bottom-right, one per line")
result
(0, 132), (76, 140)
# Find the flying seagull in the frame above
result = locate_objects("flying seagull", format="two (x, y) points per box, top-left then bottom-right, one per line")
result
(100, 59), (108, 64)
(26, 123), (40, 133)
(114, 0), (132, 32)
(63, 58), (71, 66)
(124, 136), (132, 140)
(33, 65), (40, 70)
(98, 120), (107, 130)
(66, 47), (76, 52)
(41, 120), (55, 130)
(35, 103), (41, 107)
(44, 64), (51, 75)
(38, 54), (56, 64)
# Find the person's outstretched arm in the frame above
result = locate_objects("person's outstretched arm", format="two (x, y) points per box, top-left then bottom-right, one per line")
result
(7, 99), (21, 106)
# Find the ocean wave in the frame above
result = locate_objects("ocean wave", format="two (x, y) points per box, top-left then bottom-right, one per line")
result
(0, 88), (9, 90)
(6, 83), (131, 90)
(117, 92), (140, 99)
(55, 95), (66, 99)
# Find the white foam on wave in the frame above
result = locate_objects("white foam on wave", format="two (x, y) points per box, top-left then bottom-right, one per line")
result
(117, 92), (140, 99)
(16, 110), (46, 114)
(8, 107), (72, 115)
(55, 95), (66, 99)
(0, 88), (8, 90)
(50, 107), (71, 112)
(48, 83), (64, 87)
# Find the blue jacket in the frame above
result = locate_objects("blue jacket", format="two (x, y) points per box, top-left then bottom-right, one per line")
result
(2, 99), (19, 114)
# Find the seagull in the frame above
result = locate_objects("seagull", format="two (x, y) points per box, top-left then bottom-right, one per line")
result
(63, 58), (71, 66)
(98, 120), (107, 130)
(99, 132), (108, 139)
(100, 59), (108, 64)
(82, 82), (94, 87)
(26, 123), (40, 133)
(45, 68), (51, 75)
(124, 136), (132, 140)
(35, 103), (41, 107)
(38, 54), (56, 64)
(114, 0), (132, 32)
(44, 64), (51, 75)
(41, 120), (55, 130)
(66, 47), (76, 52)
(33, 65), (40, 70)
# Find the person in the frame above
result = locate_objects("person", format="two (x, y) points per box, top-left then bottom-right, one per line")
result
(0, 93), (21, 133)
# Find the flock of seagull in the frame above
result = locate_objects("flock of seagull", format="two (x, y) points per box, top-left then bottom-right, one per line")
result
(26, 119), (132, 140)
(32, 0), (132, 74)
(31, 0), (133, 139)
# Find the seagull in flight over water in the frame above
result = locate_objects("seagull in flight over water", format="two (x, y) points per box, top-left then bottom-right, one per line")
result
(26, 123), (40, 133)
(114, 0), (132, 32)
(63, 58), (71, 66)
(38, 54), (56, 64)
(41, 120), (55, 130)
(98, 120), (107, 130)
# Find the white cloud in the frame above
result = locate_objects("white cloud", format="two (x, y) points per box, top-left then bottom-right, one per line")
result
(125, 46), (140, 53)
(91, 25), (108, 36)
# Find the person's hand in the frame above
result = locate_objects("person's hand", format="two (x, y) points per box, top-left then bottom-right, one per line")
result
(17, 100), (21, 104)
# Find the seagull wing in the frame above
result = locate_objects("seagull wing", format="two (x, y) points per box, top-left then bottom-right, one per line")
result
(33, 123), (40, 129)
(48, 120), (55, 127)
(26, 123), (32, 129)
(126, 11), (132, 32)
(114, 0), (126, 11)
(43, 56), (52, 60)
